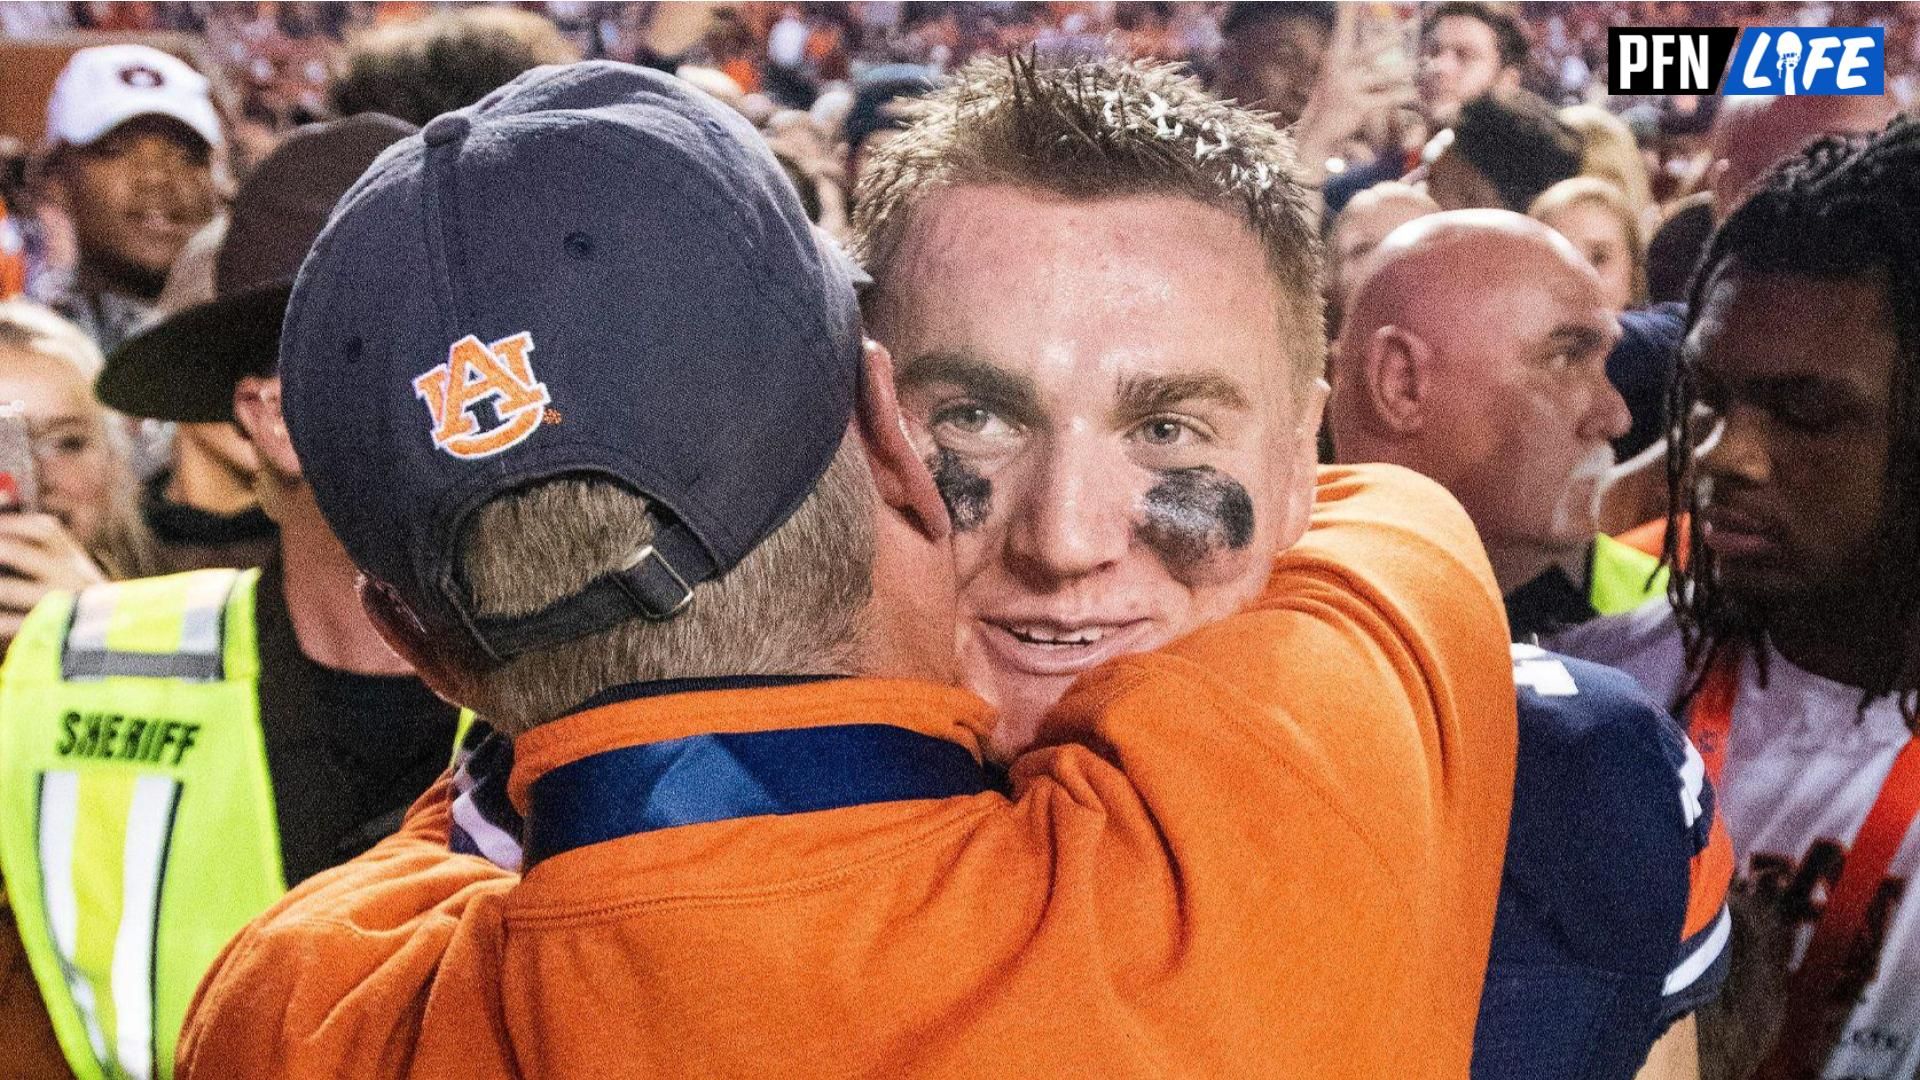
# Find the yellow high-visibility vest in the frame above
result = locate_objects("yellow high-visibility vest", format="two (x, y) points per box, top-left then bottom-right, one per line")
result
(0, 567), (472, 1080)
(1589, 532), (1670, 616)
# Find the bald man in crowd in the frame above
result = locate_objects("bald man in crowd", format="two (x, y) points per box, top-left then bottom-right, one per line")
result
(1328, 209), (1734, 1078)
(1326, 182), (1438, 331)
(1328, 209), (1663, 636)
(1708, 94), (1899, 219)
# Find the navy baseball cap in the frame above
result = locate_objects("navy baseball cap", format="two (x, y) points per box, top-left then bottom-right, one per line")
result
(280, 62), (865, 663)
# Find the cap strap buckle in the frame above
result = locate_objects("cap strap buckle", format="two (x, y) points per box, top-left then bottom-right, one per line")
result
(465, 537), (699, 662)
(614, 544), (693, 621)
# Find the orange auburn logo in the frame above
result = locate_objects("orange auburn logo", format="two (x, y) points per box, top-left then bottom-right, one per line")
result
(413, 332), (551, 459)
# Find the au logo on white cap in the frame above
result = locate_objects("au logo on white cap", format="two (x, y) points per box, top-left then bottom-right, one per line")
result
(413, 332), (551, 459)
(119, 65), (165, 89)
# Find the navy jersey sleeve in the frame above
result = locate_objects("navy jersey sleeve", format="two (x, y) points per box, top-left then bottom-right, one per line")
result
(1476, 647), (1731, 1080)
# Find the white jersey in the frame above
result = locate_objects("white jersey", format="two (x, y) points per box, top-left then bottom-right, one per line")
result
(1552, 601), (1920, 1080)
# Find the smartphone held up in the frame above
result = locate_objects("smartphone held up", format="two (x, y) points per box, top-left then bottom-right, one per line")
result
(0, 403), (40, 514)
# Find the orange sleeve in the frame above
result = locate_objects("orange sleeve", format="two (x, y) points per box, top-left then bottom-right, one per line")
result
(177, 776), (517, 1079)
(1685, 814), (1735, 942)
(1028, 464), (1517, 1077)
(1661, 772), (1734, 1020)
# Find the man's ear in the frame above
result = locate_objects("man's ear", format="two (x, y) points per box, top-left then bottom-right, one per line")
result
(856, 338), (950, 542)
(1277, 377), (1331, 549)
(1707, 157), (1736, 218)
(357, 575), (475, 707)
(32, 151), (71, 214)
(232, 374), (301, 478)
(1360, 325), (1431, 436)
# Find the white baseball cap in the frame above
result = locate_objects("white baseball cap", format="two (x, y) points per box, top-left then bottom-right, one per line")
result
(46, 44), (223, 150)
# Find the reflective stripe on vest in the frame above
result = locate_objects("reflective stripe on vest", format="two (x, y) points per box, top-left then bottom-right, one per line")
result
(0, 568), (277, 1080)
(59, 570), (235, 683)
(1, 569), (478, 1080)
(1588, 532), (1669, 617)
(36, 770), (182, 1079)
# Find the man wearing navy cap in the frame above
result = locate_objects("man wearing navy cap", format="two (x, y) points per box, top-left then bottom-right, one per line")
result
(178, 58), (1519, 1077)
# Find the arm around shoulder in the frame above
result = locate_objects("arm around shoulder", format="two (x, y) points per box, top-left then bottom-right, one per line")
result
(1028, 464), (1518, 1074)
(1044, 464), (1516, 865)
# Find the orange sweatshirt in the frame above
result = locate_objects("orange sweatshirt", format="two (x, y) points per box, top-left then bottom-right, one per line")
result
(178, 465), (1516, 1079)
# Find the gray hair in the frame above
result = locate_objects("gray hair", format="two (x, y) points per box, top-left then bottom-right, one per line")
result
(453, 431), (876, 732)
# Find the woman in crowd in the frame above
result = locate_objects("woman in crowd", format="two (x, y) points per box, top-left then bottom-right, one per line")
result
(0, 300), (158, 1078)
(1560, 102), (1658, 231)
(0, 300), (154, 648)
(1531, 176), (1647, 314)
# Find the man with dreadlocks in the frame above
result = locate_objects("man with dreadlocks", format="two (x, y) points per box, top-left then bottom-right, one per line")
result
(1555, 117), (1920, 1080)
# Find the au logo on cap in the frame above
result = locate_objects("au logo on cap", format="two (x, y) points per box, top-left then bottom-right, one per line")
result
(118, 65), (165, 89)
(414, 332), (551, 459)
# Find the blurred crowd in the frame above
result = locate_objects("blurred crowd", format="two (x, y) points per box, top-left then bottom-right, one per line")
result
(4, 2), (1916, 334)
(7, 2), (1920, 113)
(0, 3), (1915, 1080)
(3, 2), (1909, 424)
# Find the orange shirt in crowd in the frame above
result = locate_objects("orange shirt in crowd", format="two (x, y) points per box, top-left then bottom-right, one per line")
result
(1616, 515), (1688, 565)
(720, 56), (762, 94)
(0, 205), (26, 301)
(177, 466), (1518, 1079)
